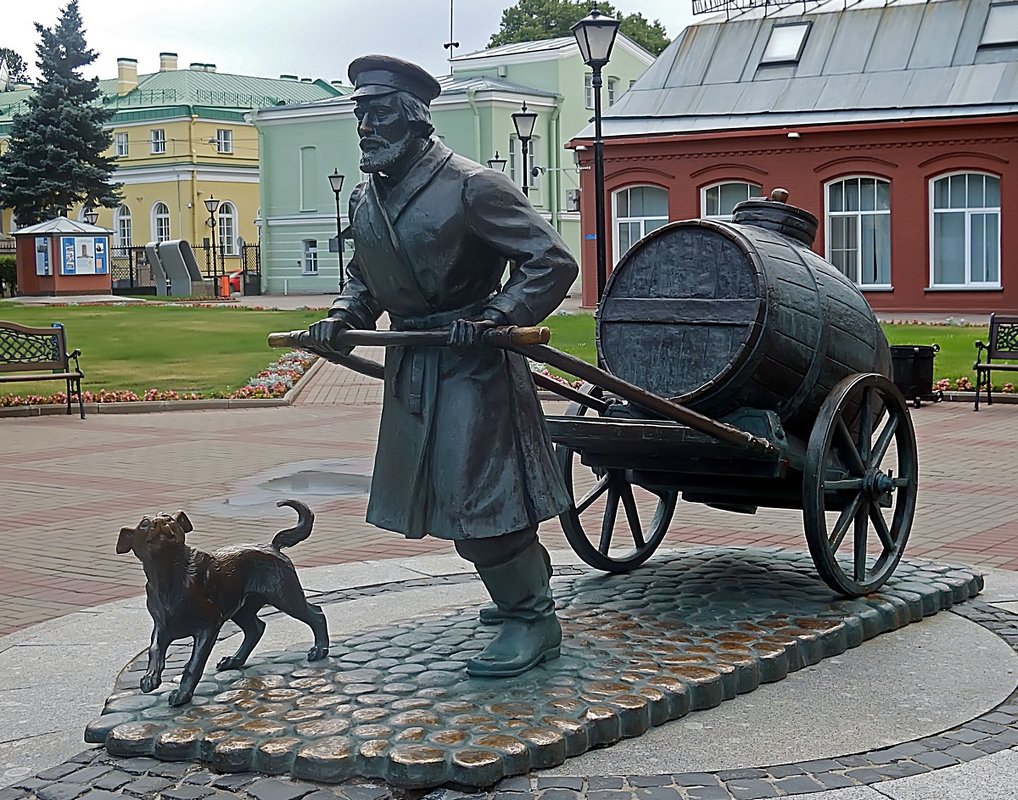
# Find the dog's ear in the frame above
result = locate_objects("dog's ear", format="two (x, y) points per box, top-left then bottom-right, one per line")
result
(172, 511), (193, 534)
(116, 527), (134, 554)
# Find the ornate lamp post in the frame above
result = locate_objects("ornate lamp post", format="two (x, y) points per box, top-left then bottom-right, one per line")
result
(204, 196), (221, 293)
(511, 102), (537, 198)
(572, 7), (620, 302)
(487, 151), (507, 172)
(83, 206), (99, 226)
(328, 169), (346, 291)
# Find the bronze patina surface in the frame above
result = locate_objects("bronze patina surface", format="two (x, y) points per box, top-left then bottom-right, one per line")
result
(85, 548), (982, 789)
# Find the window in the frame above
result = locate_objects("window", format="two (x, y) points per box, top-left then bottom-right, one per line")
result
(150, 129), (166, 154)
(114, 205), (132, 247)
(508, 136), (517, 183)
(930, 172), (1001, 287)
(614, 186), (669, 263)
(302, 239), (318, 274)
(299, 146), (317, 211)
(509, 136), (539, 199)
(982, 3), (1018, 46)
(826, 177), (891, 287)
(218, 202), (237, 255)
(761, 22), (811, 64)
(152, 202), (170, 242)
(584, 73), (593, 109)
(607, 77), (618, 106)
(215, 128), (233, 154)
(115, 132), (129, 157)
(702, 181), (763, 220)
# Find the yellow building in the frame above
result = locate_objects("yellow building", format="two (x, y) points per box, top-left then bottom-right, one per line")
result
(0, 52), (343, 287)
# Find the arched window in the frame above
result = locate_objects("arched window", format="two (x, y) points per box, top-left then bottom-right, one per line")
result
(826, 176), (891, 287)
(152, 202), (170, 242)
(613, 185), (669, 263)
(701, 181), (762, 220)
(114, 205), (133, 248)
(930, 172), (1000, 287)
(218, 201), (237, 255)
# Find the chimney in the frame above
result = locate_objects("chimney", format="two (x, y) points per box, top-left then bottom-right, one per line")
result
(279, 74), (298, 81)
(300, 77), (313, 83)
(330, 80), (344, 89)
(190, 62), (203, 71)
(116, 58), (138, 95)
(159, 52), (177, 71)
(205, 63), (216, 73)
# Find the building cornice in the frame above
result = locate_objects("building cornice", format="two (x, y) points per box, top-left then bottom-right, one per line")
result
(114, 164), (259, 184)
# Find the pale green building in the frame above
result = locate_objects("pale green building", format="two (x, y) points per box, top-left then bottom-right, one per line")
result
(250, 36), (654, 296)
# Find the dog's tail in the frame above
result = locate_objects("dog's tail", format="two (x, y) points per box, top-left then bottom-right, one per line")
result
(272, 499), (314, 550)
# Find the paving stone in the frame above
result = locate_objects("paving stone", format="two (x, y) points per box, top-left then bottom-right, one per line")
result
(61, 766), (113, 784)
(967, 720), (1008, 735)
(588, 778), (625, 790)
(813, 773), (857, 790)
(211, 775), (257, 790)
(182, 772), (217, 786)
(634, 788), (682, 800)
(161, 787), (215, 800)
(537, 778), (585, 790)
(980, 712), (1017, 725)
(92, 772), (133, 791)
(764, 765), (805, 778)
(793, 759), (842, 774)
(673, 774), (722, 788)
(943, 728), (986, 744)
(152, 763), (195, 778)
(76, 792), (123, 800)
(725, 779), (779, 799)
(116, 758), (163, 776)
(685, 788), (733, 800)
(35, 764), (83, 782)
(944, 744), (986, 761)
(336, 789), (389, 800)
(12, 779), (48, 793)
(715, 769), (767, 781)
(842, 768), (883, 783)
(122, 776), (174, 796)
(0, 789), (29, 800)
(247, 779), (314, 800)
(772, 776), (825, 795)
(496, 777), (531, 793)
(913, 751), (961, 769)
(300, 791), (346, 800)
(587, 792), (633, 800)
(874, 762), (930, 779)
(36, 783), (88, 800)
(538, 790), (583, 800)
(973, 738), (1011, 754)
(835, 755), (873, 768)
(629, 776), (672, 788)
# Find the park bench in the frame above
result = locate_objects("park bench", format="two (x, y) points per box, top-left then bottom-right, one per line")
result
(974, 313), (1018, 411)
(0, 321), (85, 418)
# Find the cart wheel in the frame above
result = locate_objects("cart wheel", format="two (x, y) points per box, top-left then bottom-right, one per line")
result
(556, 384), (678, 573)
(803, 373), (918, 596)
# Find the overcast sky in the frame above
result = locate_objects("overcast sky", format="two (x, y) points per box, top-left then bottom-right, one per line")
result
(1, 1), (695, 84)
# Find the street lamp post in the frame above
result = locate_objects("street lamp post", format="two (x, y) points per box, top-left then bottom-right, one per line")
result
(511, 101), (537, 198)
(328, 168), (346, 292)
(204, 196), (221, 295)
(572, 7), (620, 303)
(83, 205), (98, 226)
(487, 151), (507, 172)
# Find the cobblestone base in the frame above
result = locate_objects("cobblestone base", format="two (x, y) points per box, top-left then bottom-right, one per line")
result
(77, 548), (981, 790)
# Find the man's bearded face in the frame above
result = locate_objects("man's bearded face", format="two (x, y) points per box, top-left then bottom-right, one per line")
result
(355, 95), (416, 173)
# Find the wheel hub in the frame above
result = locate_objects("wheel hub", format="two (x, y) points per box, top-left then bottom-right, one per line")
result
(864, 468), (893, 501)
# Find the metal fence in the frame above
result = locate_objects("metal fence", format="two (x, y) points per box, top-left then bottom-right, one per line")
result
(110, 242), (261, 297)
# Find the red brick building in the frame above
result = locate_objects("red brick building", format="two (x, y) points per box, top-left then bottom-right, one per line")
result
(573, 0), (1018, 313)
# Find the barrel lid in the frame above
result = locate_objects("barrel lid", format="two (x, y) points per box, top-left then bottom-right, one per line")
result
(732, 189), (818, 247)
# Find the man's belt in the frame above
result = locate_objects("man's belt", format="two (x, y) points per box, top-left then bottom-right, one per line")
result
(389, 297), (495, 331)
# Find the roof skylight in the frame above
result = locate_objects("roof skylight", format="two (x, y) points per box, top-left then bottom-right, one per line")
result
(761, 22), (811, 64)
(982, 2), (1018, 46)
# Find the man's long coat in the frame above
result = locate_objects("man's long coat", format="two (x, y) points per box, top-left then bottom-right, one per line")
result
(329, 139), (578, 539)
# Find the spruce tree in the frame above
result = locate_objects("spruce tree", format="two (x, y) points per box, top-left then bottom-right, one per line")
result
(0, 1), (120, 225)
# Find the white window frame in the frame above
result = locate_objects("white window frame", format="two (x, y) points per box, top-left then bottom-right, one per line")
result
(824, 176), (892, 289)
(150, 129), (166, 155)
(115, 132), (129, 157)
(114, 205), (132, 248)
(607, 77), (618, 106)
(215, 128), (233, 154)
(982, 2), (1018, 46)
(302, 239), (318, 275)
(761, 21), (812, 65)
(929, 171), (1002, 289)
(612, 185), (670, 264)
(584, 73), (593, 109)
(218, 201), (237, 255)
(152, 202), (170, 242)
(700, 181), (763, 221)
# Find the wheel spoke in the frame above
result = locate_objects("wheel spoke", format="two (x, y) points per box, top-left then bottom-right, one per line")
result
(869, 503), (895, 551)
(576, 473), (611, 514)
(871, 416), (899, 467)
(618, 481), (646, 548)
(836, 418), (867, 476)
(854, 502), (869, 581)
(829, 492), (864, 552)
(599, 485), (620, 554)
(858, 387), (873, 463)
(824, 478), (864, 491)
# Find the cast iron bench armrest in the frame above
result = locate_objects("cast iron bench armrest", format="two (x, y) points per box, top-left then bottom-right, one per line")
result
(974, 314), (1018, 410)
(0, 321), (86, 418)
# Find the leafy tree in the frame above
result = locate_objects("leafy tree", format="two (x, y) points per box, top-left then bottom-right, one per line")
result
(0, 48), (30, 84)
(489, 0), (671, 56)
(0, 1), (120, 226)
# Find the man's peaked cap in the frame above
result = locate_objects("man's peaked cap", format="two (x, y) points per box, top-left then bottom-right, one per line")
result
(348, 55), (442, 105)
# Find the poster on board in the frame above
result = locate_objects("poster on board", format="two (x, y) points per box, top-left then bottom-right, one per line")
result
(35, 237), (51, 276)
(60, 236), (109, 275)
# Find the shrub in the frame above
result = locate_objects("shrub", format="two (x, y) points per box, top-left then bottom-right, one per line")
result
(0, 255), (16, 296)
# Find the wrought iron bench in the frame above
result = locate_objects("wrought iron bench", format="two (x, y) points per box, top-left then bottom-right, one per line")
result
(0, 321), (85, 418)
(974, 313), (1018, 410)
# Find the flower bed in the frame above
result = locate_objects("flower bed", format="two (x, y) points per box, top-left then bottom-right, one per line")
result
(934, 377), (1015, 393)
(0, 350), (318, 408)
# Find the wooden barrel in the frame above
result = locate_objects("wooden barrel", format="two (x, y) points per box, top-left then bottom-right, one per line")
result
(596, 198), (891, 440)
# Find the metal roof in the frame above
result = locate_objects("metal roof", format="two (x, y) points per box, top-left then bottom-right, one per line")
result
(454, 37), (577, 61)
(12, 217), (109, 236)
(577, 0), (1018, 139)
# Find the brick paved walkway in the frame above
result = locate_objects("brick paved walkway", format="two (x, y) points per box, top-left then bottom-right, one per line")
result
(3, 351), (1017, 638)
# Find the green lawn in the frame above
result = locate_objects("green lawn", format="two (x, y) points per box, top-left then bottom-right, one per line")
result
(0, 303), (998, 400)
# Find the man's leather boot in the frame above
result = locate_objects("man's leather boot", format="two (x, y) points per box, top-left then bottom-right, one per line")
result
(467, 540), (561, 678)
(478, 544), (552, 625)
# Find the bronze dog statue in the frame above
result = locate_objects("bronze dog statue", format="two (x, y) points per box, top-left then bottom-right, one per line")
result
(117, 499), (329, 706)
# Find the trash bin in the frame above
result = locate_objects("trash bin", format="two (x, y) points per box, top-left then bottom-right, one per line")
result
(243, 271), (261, 296)
(890, 344), (941, 408)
